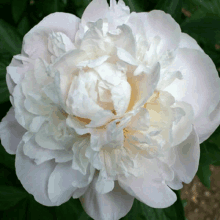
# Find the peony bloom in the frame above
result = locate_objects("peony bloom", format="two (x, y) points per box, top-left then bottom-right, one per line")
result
(1, 0), (220, 219)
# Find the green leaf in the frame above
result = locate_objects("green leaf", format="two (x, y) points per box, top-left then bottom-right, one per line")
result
(196, 164), (211, 188)
(122, 191), (185, 220)
(181, 15), (220, 45)
(26, 196), (56, 220)
(199, 142), (220, 167)
(155, 0), (183, 23)
(183, 0), (220, 20)
(17, 16), (30, 36)
(0, 145), (15, 170)
(0, 19), (22, 55)
(1, 198), (28, 220)
(40, 0), (59, 14)
(56, 198), (91, 220)
(0, 186), (28, 210)
(12, 0), (29, 23)
(0, 61), (10, 104)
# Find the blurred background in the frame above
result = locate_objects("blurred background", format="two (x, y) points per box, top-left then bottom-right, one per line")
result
(0, 0), (220, 219)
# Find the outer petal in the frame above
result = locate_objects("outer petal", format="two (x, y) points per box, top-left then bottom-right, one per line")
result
(15, 140), (57, 206)
(23, 133), (73, 165)
(48, 161), (78, 205)
(170, 126), (200, 184)
(23, 13), (80, 62)
(6, 55), (30, 92)
(164, 48), (220, 141)
(118, 157), (177, 208)
(196, 100), (220, 143)
(179, 33), (204, 52)
(171, 101), (194, 147)
(81, 0), (109, 27)
(126, 10), (181, 54)
(80, 173), (134, 220)
(0, 107), (26, 154)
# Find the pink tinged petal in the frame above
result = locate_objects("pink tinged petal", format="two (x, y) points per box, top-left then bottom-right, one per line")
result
(118, 158), (177, 208)
(81, 0), (109, 27)
(15, 140), (57, 206)
(179, 33), (204, 52)
(0, 107), (26, 154)
(80, 174), (134, 220)
(164, 48), (220, 140)
(171, 101), (194, 147)
(23, 13), (80, 62)
(23, 133), (73, 165)
(48, 162), (77, 205)
(196, 100), (220, 143)
(171, 125), (200, 184)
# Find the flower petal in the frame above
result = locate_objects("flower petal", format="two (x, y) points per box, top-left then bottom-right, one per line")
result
(80, 174), (134, 220)
(23, 12), (80, 62)
(118, 157), (177, 208)
(0, 107), (26, 154)
(81, 0), (109, 27)
(48, 161), (77, 205)
(15, 140), (56, 206)
(111, 80), (131, 115)
(164, 48), (220, 141)
(179, 33), (204, 52)
(23, 133), (73, 165)
(126, 10), (181, 54)
(171, 101), (194, 147)
(196, 100), (220, 143)
(171, 125), (200, 184)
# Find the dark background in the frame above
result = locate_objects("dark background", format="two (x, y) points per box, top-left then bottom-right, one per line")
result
(0, 0), (220, 219)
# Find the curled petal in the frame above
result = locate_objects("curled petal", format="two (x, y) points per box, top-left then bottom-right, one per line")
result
(0, 107), (26, 154)
(164, 48), (220, 141)
(23, 133), (73, 165)
(179, 33), (204, 52)
(48, 161), (78, 205)
(15, 141), (57, 206)
(23, 13), (80, 62)
(118, 157), (177, 208)
(171, 125), (200, 184)
(80, 173), (134, 220)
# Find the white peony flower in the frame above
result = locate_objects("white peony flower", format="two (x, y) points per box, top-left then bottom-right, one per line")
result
(1, 0), (220, 219)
